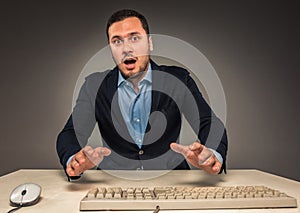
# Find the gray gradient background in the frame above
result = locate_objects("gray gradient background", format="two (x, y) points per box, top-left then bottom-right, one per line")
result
(0, 0), (299, 181)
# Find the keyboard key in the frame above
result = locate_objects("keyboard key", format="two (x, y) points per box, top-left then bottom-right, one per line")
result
(87, 188), (98, 198)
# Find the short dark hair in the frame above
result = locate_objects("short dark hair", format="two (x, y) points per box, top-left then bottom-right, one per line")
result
(106, 9), (150, 40)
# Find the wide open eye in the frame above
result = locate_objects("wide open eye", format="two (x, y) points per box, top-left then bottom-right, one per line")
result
(112, 39), (123, 46)
(129, 35), (141, 42)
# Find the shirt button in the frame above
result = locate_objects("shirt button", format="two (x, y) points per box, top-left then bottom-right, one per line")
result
(139, 150), (144, 155)
(138, 139), (142, 143)
(136, 118), (140, 122)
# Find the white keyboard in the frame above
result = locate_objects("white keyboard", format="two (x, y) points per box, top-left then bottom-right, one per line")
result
(80, 185), (297, 211)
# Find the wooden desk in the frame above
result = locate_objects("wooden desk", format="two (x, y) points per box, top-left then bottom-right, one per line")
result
(0, 169), (299, 212)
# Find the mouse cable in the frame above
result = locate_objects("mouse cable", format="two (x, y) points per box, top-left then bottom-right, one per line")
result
(7, 204), (22, 213)
(153, 205), (160, 213)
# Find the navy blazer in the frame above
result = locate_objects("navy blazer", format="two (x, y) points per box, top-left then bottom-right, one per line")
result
(56, 60), (228, 177)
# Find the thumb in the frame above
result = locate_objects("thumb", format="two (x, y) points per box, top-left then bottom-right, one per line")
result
(170, 143), (189, 157)
(97, 147), (111, 156)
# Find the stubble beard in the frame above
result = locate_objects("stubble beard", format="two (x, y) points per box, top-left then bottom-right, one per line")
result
(123, 56), (150, 82)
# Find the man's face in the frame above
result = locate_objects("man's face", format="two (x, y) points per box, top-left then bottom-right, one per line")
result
(108, 17), (153, 78)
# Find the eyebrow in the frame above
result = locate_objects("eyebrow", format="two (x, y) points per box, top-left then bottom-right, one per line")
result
(111, 32), (141, 41)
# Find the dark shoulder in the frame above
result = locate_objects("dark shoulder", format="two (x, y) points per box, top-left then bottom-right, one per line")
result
(156, 64), (190, 80)
(82, 69), (114, 92)
(85, 70), (112, 82)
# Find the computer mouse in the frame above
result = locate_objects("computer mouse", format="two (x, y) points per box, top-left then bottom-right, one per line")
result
(10, 183), (41, 206)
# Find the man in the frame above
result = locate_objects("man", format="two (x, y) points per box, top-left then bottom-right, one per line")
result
(56, 9), (228, 180)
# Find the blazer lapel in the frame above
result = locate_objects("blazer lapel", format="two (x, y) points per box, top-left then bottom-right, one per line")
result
(143, 61), (164, 143)
(150, 60), (162, 114)
(108, 67), (139, 147)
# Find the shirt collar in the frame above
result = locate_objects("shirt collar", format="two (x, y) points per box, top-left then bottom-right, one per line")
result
(117, 63), (152, 87)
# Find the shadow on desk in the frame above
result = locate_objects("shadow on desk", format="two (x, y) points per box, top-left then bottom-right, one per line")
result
(63, 169), (225, 192)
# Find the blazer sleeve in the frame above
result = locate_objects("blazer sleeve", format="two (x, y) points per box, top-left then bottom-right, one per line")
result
(56, 73), (102, 174)
(181, 72), (228, 173)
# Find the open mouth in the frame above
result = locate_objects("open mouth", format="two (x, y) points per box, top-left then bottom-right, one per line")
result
(123, 58), (137, 69)
(123, 58), (137, 65)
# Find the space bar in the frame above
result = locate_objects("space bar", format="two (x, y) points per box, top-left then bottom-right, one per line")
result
(80, 197), (297, 210)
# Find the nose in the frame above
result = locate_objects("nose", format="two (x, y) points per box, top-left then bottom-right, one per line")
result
(122, 39), (133, 54)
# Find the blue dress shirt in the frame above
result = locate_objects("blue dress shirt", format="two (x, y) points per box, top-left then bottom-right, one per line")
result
(117, 65), (152, 148)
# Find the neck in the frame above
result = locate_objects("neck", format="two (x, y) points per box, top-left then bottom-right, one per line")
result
(127, 62), (150, 93)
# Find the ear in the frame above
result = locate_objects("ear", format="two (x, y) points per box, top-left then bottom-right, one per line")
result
(148, 35), (153, 51)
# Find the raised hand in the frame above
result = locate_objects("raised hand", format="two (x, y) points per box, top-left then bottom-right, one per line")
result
(170, 142), (221, 175)
(66, 146), (111, 176)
